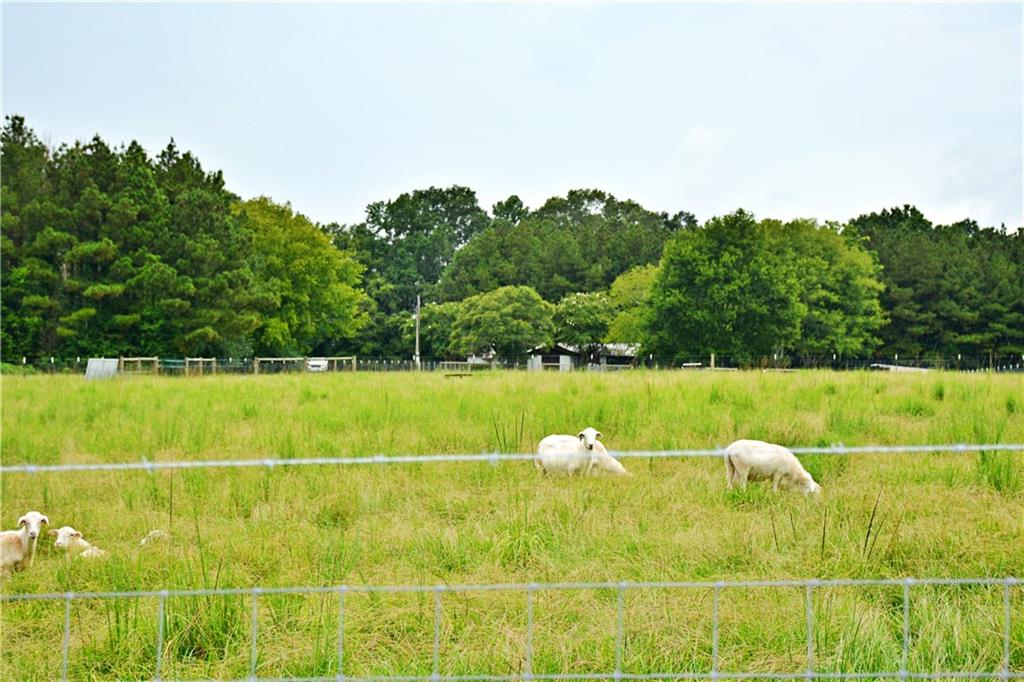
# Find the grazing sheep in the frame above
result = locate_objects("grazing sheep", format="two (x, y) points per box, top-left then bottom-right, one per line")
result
(49, 526), (106, 558)
(139, 529), (169, 547)
(725, 439), (821, 495)
(536, 427), (631, 476)
(0, 511), (49, 578)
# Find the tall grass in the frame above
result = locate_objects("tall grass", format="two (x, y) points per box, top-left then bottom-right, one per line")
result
(1, 371), (1021, 680)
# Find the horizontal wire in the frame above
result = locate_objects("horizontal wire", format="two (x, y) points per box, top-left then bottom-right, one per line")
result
(2, 443), (1021, 475)
(2, 576), (1017, 603)
(193, 671), (1024, 682)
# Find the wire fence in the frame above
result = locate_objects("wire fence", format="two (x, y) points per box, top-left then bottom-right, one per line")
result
(2, 442), (1023, 475)
(7, 354), (1024, 375)
(2, 577), (1018, 682)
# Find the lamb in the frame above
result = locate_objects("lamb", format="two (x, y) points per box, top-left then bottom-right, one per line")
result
(0, 511), (49, 578)
(49, 526), (106, 558)
(724, 439), (821, 495)
(535, 427), (631, 476)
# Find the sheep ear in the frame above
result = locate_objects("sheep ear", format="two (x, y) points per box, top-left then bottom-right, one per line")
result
(73, 531), (82, 538)
(578, 432), (585, 439)
(48, 529), (58, 537)
(596, 432), (603, 439)
(41, 516), (49, 525)
(17, 517), (26, 527)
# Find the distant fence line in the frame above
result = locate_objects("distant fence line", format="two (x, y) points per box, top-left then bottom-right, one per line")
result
(5, 354), (1024, 375)
(2, 443), (1022, 475)
(2, 576), (1017, 682)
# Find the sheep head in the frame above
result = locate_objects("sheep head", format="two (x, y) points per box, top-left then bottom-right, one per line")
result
(577, 427), (603, 451)
(17, 511), (49, 539)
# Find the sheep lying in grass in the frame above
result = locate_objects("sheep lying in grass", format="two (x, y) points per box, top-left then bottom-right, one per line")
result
(0, 511), (49, 578)
(725, 439), (821, 495)
(536, 427), (630, 476)
(49, 526), (106, 558)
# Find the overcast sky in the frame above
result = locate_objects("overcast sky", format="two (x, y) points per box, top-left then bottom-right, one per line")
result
(3, 2), (1021, 228)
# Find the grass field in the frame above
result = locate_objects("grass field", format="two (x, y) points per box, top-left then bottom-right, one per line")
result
(1, 370), (1022, 681)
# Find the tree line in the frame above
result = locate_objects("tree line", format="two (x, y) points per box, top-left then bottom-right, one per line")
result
(3, 116), (1022, 365)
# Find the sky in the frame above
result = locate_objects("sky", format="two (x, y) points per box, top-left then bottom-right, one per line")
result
(2, 2), (1021, 229)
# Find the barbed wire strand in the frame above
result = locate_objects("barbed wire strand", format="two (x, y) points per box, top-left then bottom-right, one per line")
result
(2, 443), (1022, 475)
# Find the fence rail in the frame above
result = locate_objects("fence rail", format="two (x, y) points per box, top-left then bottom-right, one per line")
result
(6, 354), (1024, 375)
(2, 442), (1022, 475)
(3, 577), (1017, 682)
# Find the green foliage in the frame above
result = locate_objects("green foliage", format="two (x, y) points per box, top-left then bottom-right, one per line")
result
(3, 114), (1018, 364)
(437, 190), (687, 303)
(1, 117), (259, 358)
(0, 117), (370, 359)
(767, 219), (885, 357)
(553, 292), (612, 360)
(452, 286), (554, 360)
(645, 212), (888, 362)
(849, 206), (1024, 361)
(234, 198), (368, 355)
(401, 301), (461, 359)
(645, 210), (806, 361)
(605, 264), (658, 343)
(329, 186), (489, 316)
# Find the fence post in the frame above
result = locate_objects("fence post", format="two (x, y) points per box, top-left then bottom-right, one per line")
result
(337, 587), (346, 682)
(250, 589), (261, 680)
(1003, 578), (1012, 681)
(156, 592), (166, 680)
(61, 593), (72, 681)
(805, 582), (815, 680)
(900, 578), (912, 681)
(432, 587), (443, 682)
(525, 585), (536, 681)
(710, 353), (716, 369)
(614, 583), (626, 680)
(711, 583), (721, 681)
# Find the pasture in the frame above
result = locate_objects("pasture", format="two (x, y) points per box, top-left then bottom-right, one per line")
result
(1, 370), (1022, 681)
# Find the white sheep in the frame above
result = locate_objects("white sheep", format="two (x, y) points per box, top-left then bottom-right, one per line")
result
(49, 526), (107, 558)
(724, 439), (821, 495)
(0, 511), (49, 578)
(535, 427), (630, 476)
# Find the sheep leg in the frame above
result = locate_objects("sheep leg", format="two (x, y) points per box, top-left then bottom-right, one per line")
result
(725, 456), (737, 488)
(771, 473), (782, 492)
(734, 463), (750, 489)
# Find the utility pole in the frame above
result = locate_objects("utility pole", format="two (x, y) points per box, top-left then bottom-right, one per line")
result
(414, 294), (421, 370)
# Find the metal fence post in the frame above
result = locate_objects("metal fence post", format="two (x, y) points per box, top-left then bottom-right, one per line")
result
(1003, 578), (1013, 682)
(432, 587), (443, 682)
(901, 578), (913, 681)
(525, 585), (536, 681)
(711, 583), (722, 681)
(155, 592), (166, 681)
(250, 589), (261, 681)
(805, 582), (816, 680)
(61, 593), (72, 681)
(337, 586), (346, 682)
(614, 583), (626, 680)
